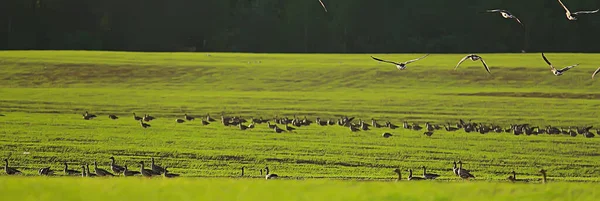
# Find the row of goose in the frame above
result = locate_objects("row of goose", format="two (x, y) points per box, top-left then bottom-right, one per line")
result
(4, 157), (179, 178)
(404, 119), (597, 138)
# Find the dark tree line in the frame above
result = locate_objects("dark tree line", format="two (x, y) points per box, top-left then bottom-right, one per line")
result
(1, 0), (599, 53)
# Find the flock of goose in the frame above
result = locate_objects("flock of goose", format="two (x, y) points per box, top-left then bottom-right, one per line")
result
(81, 111), (598, 139)
(4, 156), (550, 183)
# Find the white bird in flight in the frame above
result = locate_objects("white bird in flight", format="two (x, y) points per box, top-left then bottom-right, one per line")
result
(592, 67), (600, 79)
(557, 0), (599, 21)
(541, 53), (578, 76)
(318, 0), (328, 12)
(486, 9), (523, 26)
(455, 54), (491, 74)
(371, 54), (430, 70)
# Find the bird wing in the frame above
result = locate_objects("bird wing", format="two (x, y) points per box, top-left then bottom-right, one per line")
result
(573, 9), (600, 15)
(371, 56), (401, 66)
(541, 53), (556, 70)
(454, 55), (472, 70)
(557, 0), (572, 15)
(514, 17), (524, 27)
(592, 67), (600, 79)
(404, 54), (430, 64)
(558, 64), (579, 73)
(480, 58), (491, 74)
(318, 0), (328, 12)
(486, 9), (505, 13)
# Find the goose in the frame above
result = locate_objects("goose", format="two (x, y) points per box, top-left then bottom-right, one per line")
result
(387, 121), (399, 129)
(81, 165), (87, 177)
(201, 119), (210, 125)
(457, 161), (475, 179)
(349, 125), (360, 132)
(507, 170), (527, 182)
(592, 67), (600, 79)
(267, 122), (276, 129)
(176, 119), (185, 123)
(371, 118), (383, 128)
(539, 169), (547, 183)
(108, 114), (119, 120)
(318, 0), (328, 12)
(4, 159), (22, 175)
(109, 156), (125, 174)
(423, 131), (434, 137)
(557, 0), (599, 21)
(542, 53), (578, 76)
(239, 124), (249, 130)
(407, 169), (425, 181)
(264, 166), (278, 180)
(421, 166), (440, 179)
(163, 167), (180, 178)
(140, 120), (151, 128)
(248, 123), (255, 129)
(393, 168), (402, 181)
(94, 161), (114, 176)
(444, 124), (459, 131)
(455, 54), (491, 74)
(285, 124), (296, 132)
(122, 165), (141, 176)
(485, 9), (523, 26)
(371, 54), (429, 71)
(240, 166), (245, 176)
(139, 161), (154, 177)
(206, 113), (216, 122)
(425, 122), (434, 132)
(83, 111), (97, 119)
(38, 167), (54, 176)
(85, 164), (97, 177)
(151, 158), (165, 175)
(184, 114), (195, 121)
(382, 132), (393, 138)
(143, 114), (155, 122)
(63, 162), (81, 176)
(274, 126), (285, 133)
(133, 113), (142, 121)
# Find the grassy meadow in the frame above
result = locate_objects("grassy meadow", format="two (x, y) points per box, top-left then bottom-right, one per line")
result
(1, 51), (600, 200)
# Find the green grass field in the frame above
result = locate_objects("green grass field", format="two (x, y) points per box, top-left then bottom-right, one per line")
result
(1, 51), (599, 200)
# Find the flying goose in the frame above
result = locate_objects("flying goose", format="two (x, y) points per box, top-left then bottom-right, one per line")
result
(163, 167), (180, 178)
(407, 169), (424, 181)
(265, 166), (278, 180)
(63, 162), (81, 176)
(486, 9), (523, 26)
(109, 156), (125, 174)
(455, 54), (491, 74)
(558, 0), (599, 21)
(371, 54), (429, 70)
(542, 53), (578, 76)
(108, 114), (119, 120)
(318, 0), (328, 12)
(140, 120), (151, 128)
(421, 166), (440, 179)
(38, 167), (54, 176)
(151, 158), (165, 175)
(592, 67), (600, 79)
(122, 165), (141, 176)
(4, 159), (22, 175)
(139, 161), (155, 177)
(94, 161), (114, 176)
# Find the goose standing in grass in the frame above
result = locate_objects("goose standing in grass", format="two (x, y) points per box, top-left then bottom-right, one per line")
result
(455, 54), (491, 74)
(539, 169), (547, 183)
(122, 165), (141, 176)
(184, 114), (195, 121)
(63, 162), (81, 176)
(407, 169), (424, 181)
(457, 161), (475, 179)
(163, 167), (180, 178)
(485, 9), (523, 26)
(81, 165), (87, 177)
(109, 156), (125, 174)
(206, 113), (216, 122)
(240, 166), (245, 177)
(557, 0), (599, 21)
(143, 114), (155, 122)
(423, 131), (434, 137)
(108, 114), (119, 120)
(382, 133), (393, 138)
(592, 67), (600, 79)
(85, 164), (97, 177)
(542, 53), (578, 76)
(393, 168), (402, 181)
(140, 120), (151, 128)
(94, 161), (114, 176)
(201, 119), (210, 125)
(151, 158), (165, 175)
(38, 167), (54, 176)
(285, 124), (296, 132)
(139, 161), (154, 177)
(421, 166), (440, 180)
(265, 166), (278, 180)
(175, 118), (185, 123)
(133, 113), (142, 121)
(452, 161), (459, 176)
(371, 54), (429, 71)
(4, 159), (22, 175)
(318, 0), (328, 12)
